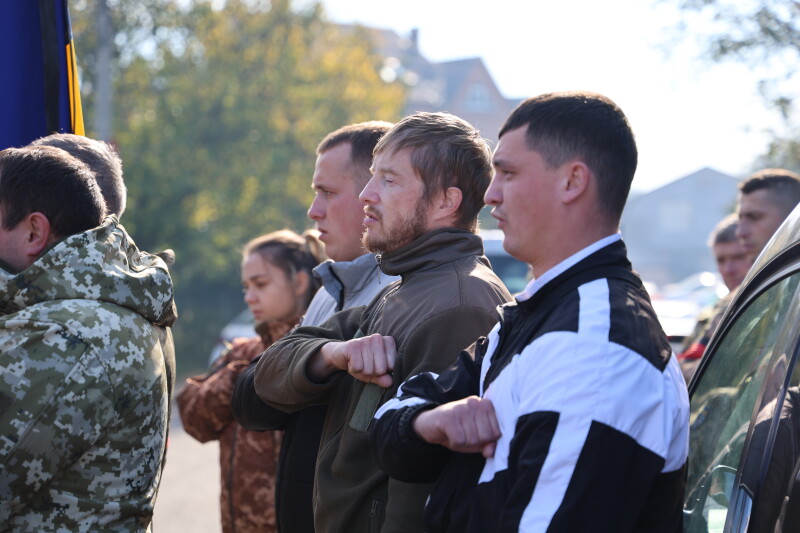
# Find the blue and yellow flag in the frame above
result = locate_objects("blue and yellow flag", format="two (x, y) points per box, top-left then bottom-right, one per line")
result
(0, 0), (85, 150)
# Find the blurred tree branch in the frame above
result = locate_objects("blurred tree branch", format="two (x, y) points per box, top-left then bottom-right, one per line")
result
(671, 0), (799, 119)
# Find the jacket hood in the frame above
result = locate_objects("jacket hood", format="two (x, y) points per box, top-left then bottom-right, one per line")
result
(378, 227), (484, 277)
(0, 216), (177, 326)
(313, 253), (384, 306)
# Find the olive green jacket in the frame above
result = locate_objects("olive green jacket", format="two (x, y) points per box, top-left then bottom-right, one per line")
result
(255, 228), (512, 533)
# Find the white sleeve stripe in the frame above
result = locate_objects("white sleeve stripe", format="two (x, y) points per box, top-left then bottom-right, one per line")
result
(374, 396), (427, 419)
(521, 417), (592, 529)
(373, 371), (439, 420)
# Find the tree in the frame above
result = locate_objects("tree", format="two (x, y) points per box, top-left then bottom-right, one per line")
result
(671, 0), (799, 118)
(755, 133), (800, 170)
(669, 0), (800, 172)
(70, 0), (405, 373)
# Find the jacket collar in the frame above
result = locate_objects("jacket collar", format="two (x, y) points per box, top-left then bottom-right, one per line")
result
(517, 233), (621, 302)
(377, 227), (483, 277)
(516, 238), (637, 310)
(313, 252), (382, 304)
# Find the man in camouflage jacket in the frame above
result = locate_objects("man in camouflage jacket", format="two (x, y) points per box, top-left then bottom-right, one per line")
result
(0, 146), (176, 532)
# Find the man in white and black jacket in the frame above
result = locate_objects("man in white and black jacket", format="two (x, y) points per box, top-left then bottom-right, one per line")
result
(369, 91), (690, 532)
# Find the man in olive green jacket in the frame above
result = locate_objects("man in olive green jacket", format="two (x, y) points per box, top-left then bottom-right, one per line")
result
(254, 113), (512, 533)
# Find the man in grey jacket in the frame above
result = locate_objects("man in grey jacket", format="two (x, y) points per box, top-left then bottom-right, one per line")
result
(253, 112), (512, 533)
(232, 121), (396, 533)
(302, 121), (398, 323)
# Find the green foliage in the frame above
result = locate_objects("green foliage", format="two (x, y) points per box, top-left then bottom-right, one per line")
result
(753, 133), (800, 173)
(668, 0), (800, 179)
(70, 0), (405, 375)
(671, 0), (799, 118)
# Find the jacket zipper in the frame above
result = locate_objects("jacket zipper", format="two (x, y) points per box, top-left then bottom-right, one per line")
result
(369, 499), (380, 533)
(366, 282), (401, 334)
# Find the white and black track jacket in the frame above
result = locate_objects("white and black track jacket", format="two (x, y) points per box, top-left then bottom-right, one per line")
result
(369, 236), (690, 532)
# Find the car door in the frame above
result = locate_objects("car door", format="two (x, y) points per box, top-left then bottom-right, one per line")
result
(683, 245), (800, 533)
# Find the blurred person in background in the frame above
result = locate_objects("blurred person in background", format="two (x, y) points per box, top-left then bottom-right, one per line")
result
(177, 230), (325, 533)
(712, 214), (751, 293)
(232, 121), (396, 533)
(736, 168), (800, 262)
(679, 214), (752, 380)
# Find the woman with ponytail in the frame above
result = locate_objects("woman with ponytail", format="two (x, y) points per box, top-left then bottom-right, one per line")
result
(177, 229), (325, 533)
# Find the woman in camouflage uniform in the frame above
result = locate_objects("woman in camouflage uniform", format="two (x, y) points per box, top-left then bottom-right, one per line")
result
(177, 230), (324, 533)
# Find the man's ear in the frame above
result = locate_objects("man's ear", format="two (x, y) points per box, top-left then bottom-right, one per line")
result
(436, 186), (463, 221)
(560, 162), (591, 204)
(23, 212), (53, 259)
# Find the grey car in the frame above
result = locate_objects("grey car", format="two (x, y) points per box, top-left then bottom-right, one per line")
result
(683, 205), (800, 532)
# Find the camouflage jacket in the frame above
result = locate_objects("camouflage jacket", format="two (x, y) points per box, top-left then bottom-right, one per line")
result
(0, 217), (177, 532)
(177, 318), (298, 533)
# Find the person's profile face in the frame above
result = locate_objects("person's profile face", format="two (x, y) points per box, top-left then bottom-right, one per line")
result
(736, 189), (790, 260)
(241, 252), (304, 324)
(307, 143), (367, 262)
(712, 240), (751, 291)
(486, 127), (561, 271)
(359, 148), (429, 254)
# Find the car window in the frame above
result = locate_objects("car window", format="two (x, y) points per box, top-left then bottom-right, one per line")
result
(684, 273), (800, 533)
(745, 359), (800, 533)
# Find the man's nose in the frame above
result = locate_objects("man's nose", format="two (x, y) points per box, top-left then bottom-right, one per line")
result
(484, 179), (501, 205)
(359, 177), (378, 204)
(308, 196), (324, 220)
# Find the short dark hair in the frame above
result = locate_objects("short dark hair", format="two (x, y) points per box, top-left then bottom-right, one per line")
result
(500, 91), (638, 223)
(31, 133), (126, 217)
(374, 112), (492, 232)
(708, 213), (739, 247)
(739, 168), (800, 218)
(243, 229), (327, 309)
(0, 146), (105, 238)
(317, 121), (393, 188)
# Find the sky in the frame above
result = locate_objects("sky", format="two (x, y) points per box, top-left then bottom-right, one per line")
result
(320, 0), (784, 192)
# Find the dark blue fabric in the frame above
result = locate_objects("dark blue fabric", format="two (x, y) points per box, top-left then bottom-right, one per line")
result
(0, 1), (77, 150)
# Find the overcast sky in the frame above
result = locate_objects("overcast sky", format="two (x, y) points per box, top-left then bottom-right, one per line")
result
(320, 0), (782, 192)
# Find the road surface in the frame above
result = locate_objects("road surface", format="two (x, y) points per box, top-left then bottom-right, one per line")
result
(153, 420), (221, 533)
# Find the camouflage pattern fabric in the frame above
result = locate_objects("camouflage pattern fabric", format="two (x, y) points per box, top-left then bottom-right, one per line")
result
(0, 216), (177, 532)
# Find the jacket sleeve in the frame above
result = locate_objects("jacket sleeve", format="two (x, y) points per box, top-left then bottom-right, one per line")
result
(231, 357), (291, 431)
(0, 327), (115, 523)
(177, 337), (264, 443)
(369, 345), (486, 483)
(380, 308), (499, 532)
(254, 306), (365, 413)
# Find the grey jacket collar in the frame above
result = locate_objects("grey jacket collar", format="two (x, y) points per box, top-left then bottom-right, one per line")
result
(313, 252), (381, 306)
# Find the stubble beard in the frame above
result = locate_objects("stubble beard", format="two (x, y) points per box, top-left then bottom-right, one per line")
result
(362, 198), (430, 254)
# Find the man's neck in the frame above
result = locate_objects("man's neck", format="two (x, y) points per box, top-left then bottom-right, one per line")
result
(519, 233), (621, 302)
